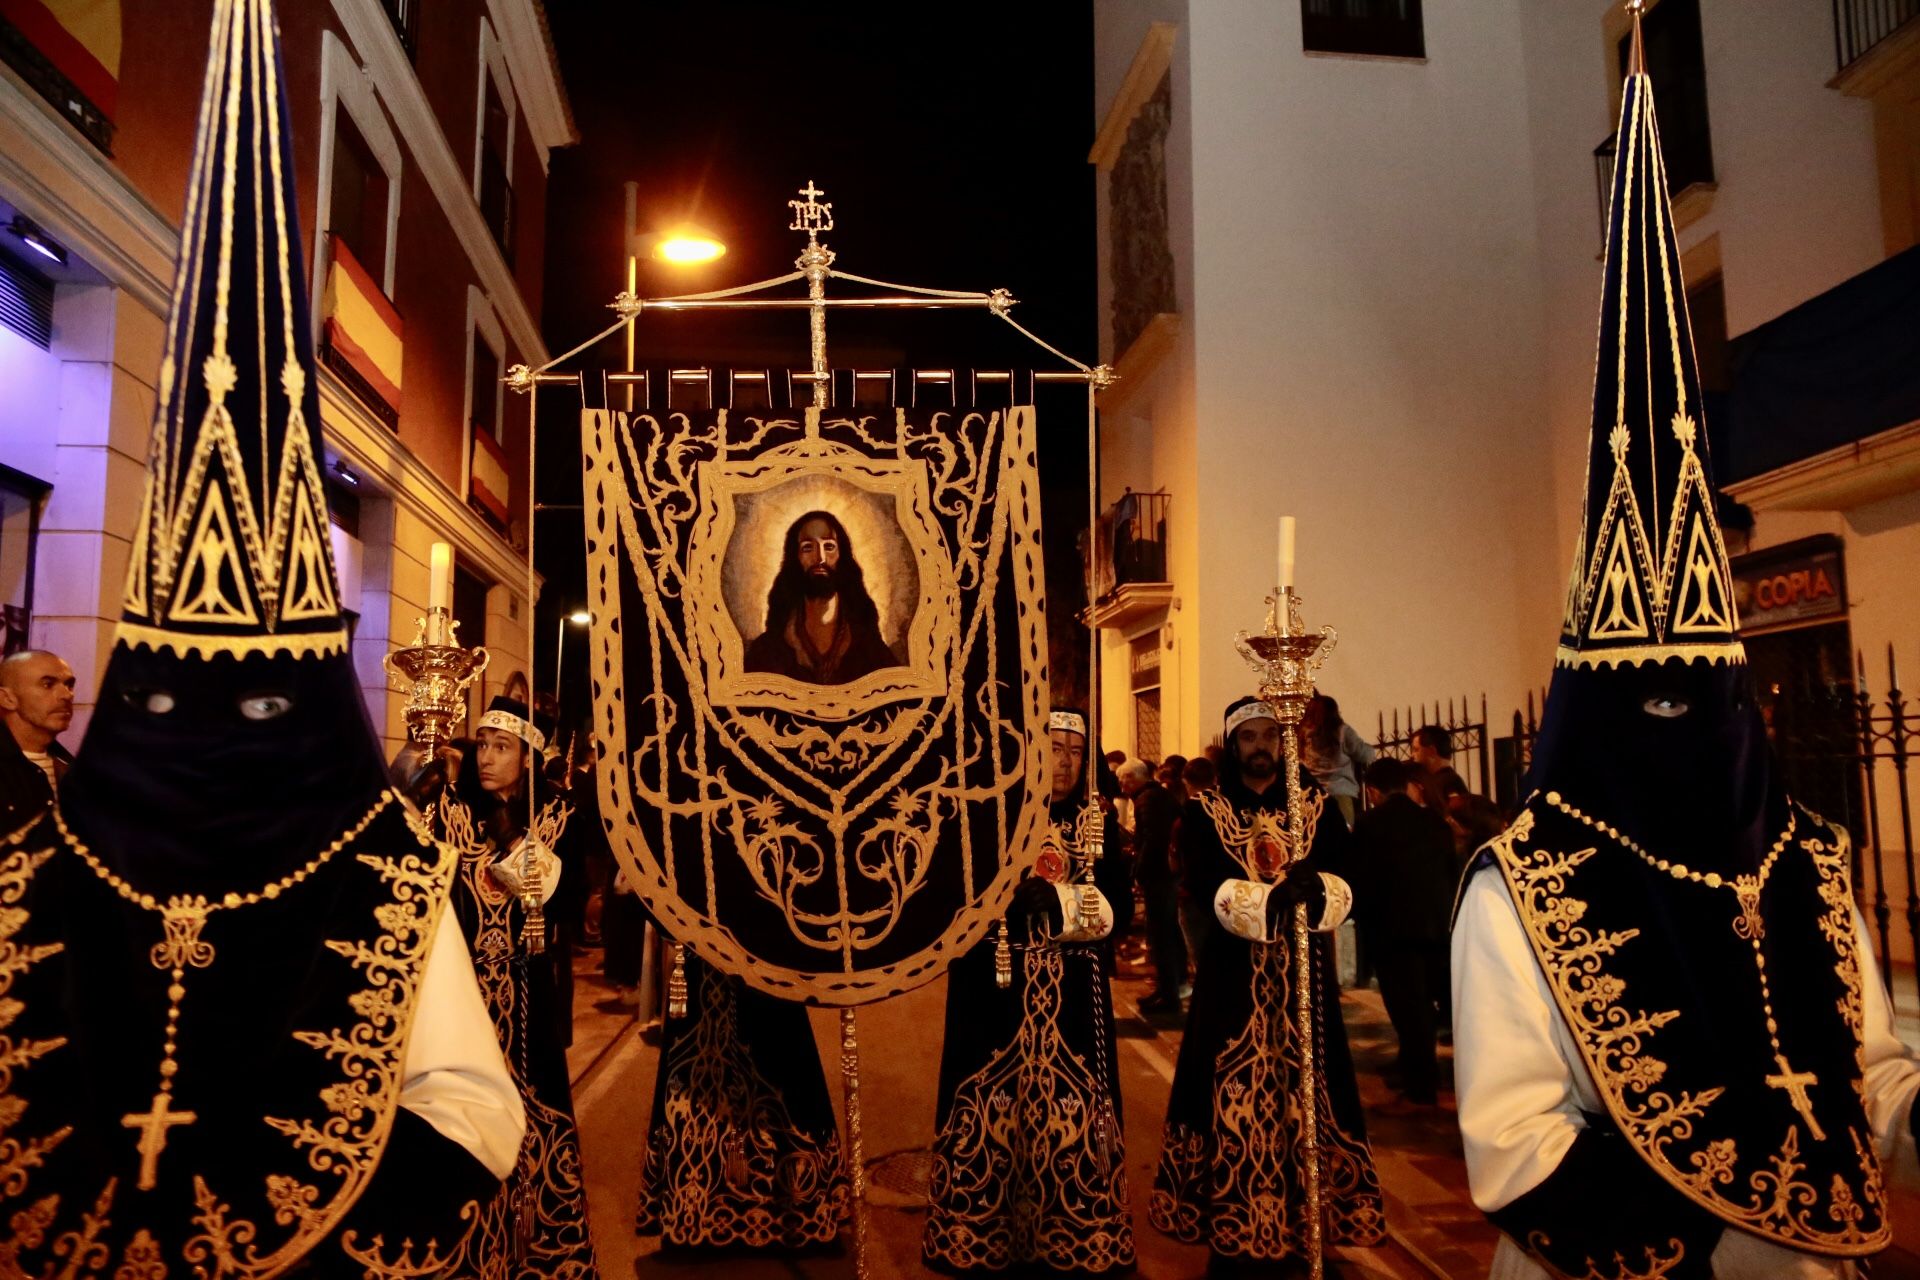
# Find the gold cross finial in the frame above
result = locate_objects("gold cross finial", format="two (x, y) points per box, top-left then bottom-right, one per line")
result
(788, 180), (834, 239)
(1765, 1054), (1827, 1141)
(124, 1090), (198, 1190)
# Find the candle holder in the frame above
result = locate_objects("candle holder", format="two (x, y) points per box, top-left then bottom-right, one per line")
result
(384, 610), (491, 755)
(1231, 586), (1337, 1280)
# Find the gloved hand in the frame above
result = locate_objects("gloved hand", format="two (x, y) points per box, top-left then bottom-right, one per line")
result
(1008, 875), (1065, 939)
(1265, 864), (1329, 936)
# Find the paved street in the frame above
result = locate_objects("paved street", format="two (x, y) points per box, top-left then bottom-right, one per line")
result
(565, 931), (1502, 1279)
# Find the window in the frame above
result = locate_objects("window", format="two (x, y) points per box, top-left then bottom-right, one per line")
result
(0, 465), (45, 654)
(470, 329), (500, 445)
(1301, 0), (1425, 59)
(1688, 274), (1729, 397)
(1130, 632), (1162, 761)
(1617, 0), (1714, 194)
(475, 24), (515, 257)
(382, 0), (421, 57)
(328, 114), (389, 296)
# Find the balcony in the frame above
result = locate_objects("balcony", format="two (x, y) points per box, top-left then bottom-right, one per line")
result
(1087, 490), (1172, 631)
(1833, 0), (1920, 81)
(1592, 128), (1716, 245)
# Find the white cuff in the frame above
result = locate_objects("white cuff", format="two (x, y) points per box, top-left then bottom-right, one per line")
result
(1052, 883), (1115, 943)
(488, 841), (561, 905)
(1214, 878), (1274, 943)
(1315, 872), (1353, 932)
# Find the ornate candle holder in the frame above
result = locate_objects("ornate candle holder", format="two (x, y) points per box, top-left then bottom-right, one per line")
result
(383, 610), (491, 754)
(1232, 586), (1337, 1280)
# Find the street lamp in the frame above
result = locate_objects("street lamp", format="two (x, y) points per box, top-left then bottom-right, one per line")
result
(553, 609), (591, 731)
(644, 230), (727, 264)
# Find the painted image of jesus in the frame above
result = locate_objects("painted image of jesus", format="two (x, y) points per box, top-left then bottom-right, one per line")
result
(743, 511), (902, 685)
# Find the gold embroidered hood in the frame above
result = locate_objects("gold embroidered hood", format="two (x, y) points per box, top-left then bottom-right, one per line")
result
(117, 0), (346, 661)
(1556, 62), (1741, 671)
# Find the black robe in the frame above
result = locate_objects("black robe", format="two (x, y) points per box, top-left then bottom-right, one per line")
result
(439, 788), (599, 1279)
(0, 793), (497, 1278)
(924, 799), (1136, 1275)
(1149, 775), (1385, 1261)
(635, 953), (848, 1249)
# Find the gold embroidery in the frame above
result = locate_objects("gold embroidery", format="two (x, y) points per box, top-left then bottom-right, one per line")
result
(1523, 1230), (1687, 1279)
(925, 945), (1132, 1273)
(1491, 802), (1889, 1254)
(1149, 939), (1384, 1257)
(578, 403), (1051, 1003)
(635, 969), (846, 1249)
(1195, 788), (1322, 882)
(340, 1221), (462, 1279)
(436, 801), (597, 1278)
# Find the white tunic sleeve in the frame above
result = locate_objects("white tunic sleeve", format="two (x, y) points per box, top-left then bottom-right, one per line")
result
(398, 913), (526, 1180)
(1451, 865), (1596, 1212)
(1854, 906), (1920, 1187)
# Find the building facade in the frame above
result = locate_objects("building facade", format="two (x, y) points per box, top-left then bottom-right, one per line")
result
(0, 0), (573, 748)
(1091, 0), (1563, 765)
(1092, 0), (1920, 774)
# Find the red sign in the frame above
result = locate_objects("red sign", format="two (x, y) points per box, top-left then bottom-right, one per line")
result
(1731, 538), (1846, 635)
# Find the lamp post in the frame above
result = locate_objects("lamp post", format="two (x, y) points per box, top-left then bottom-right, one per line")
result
(553, 609), (591, 728)
(620, 182), (728, 411)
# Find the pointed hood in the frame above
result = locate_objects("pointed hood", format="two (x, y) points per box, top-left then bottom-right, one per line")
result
(63, 0), (386, 890)
(1557, 65), (1741, 670)
(1528, 28), (1773, 875)
(118, 0), (344, 660)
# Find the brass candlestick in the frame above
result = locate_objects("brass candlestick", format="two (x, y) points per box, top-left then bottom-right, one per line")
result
(1234, 586), (1336, 1280)
(384, 610), (491, 755)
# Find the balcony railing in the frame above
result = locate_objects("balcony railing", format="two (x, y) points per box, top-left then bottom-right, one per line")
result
(1834, 0), (1920, 75)
(1093, 490), (1170, 603)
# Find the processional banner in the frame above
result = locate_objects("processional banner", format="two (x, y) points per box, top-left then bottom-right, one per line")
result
(581, 403), (1050, 1003)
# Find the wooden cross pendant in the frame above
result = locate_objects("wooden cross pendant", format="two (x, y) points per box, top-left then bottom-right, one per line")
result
(1765, 1054), (1827, 1142)
(123, 1090), (197, 1190)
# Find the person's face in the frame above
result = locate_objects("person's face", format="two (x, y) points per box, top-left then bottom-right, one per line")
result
(0, 654), (75, 735)
(475, 728), (527, 795)
(1155, 764), (1178, 788)
(797, 518), (841, 582)
(1232, 719), (1281, 780)
(1049, 728), (1085, 802)
(1412, 740), (1440, 769)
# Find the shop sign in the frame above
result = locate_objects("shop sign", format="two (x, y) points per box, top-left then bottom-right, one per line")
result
(1731, 537), (1846, 634)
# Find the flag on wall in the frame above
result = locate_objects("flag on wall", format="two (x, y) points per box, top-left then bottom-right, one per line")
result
(469, 419), (510, 527)
(320, 233), (403, 415)
(0, 0), (119, 147)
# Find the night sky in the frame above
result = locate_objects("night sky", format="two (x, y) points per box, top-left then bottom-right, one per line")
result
(535, 2), (1098, 725)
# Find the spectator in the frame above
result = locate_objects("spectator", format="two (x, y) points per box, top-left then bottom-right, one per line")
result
(1303, 694), (1375, 829)
(1410, 724), (1469, 816)
(1349, 756), (1456, 1107)
(1122, 759), (1187, 1013)
(0, 649), (75, 830)
(1173, 756), (1218, 982)
(1156, 754), (1189, 803)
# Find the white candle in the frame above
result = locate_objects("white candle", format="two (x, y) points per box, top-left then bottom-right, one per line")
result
(1277, 516), (1296, 593)
(428, 542), (453, 643)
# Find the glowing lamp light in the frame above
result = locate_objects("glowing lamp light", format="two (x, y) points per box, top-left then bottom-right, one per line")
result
(6, 216), (66, 266)
(567, 610), (592, 625)
(652, 234), (727, 265)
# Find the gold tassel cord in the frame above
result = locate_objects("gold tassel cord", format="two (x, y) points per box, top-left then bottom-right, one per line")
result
(666, 943), (688, 1020)
(841, 1006), (871, 1280)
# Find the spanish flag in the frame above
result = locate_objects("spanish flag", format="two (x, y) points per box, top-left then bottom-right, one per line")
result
(470, 423), (510, 528)
(0, 0), (119, 119)
(321, 233), (403, 411)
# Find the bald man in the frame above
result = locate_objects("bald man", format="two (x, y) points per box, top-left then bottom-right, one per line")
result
(0, 649), (74, 831)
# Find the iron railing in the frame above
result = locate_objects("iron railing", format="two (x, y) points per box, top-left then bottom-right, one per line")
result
(1092, 490), (1170, 603)
(382, 0), (422, 58)
(1835, 0), (1920, 74)
(1373, 694), (1493, 801)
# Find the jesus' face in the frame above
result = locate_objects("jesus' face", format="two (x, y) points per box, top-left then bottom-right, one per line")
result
(796, 517), (842, 598)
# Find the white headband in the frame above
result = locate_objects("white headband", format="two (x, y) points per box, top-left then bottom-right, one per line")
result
(1224, 700), (1277, 736)
(478, 709), (546, 753)
(1048, 711), (1087, 737)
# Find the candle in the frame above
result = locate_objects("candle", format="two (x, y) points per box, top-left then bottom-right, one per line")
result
(1277, 516), (1296, 593)
(428, 542), (453, 643)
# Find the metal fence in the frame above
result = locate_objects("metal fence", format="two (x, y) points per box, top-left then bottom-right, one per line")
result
(1373, 694), (1493, 799)
(1392, 650), (1920, 986)
(1835, 0), (1920, 74)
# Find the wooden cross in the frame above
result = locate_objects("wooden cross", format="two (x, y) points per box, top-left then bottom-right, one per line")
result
(123, 1090), (197, 1190)
(1765, 1054), (1827, 1142)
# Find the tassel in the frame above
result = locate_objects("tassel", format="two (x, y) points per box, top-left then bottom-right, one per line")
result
(667, 943), (688, 1019)
(511, 1185), (533, 1262)
(518, 840), (546, 956)
(994, 921), (1013, 989)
